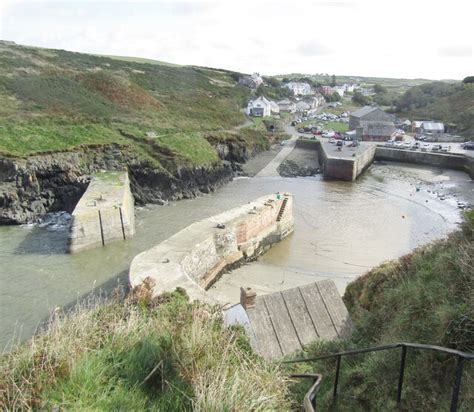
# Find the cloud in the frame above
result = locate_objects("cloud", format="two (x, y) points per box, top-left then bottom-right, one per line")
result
(316, 1), (357, 8)
(437, 45), (472, 58)
(294, 40), (333, 57)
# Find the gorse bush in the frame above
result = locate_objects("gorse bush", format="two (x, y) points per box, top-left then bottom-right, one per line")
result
(0, 284), (290, 410)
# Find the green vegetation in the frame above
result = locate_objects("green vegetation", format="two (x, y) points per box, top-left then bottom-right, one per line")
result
(0, 41), (279, 169)
(0, 286), (289, 410)
(287, 211), (474, 410)
(395, 81), (474, 136)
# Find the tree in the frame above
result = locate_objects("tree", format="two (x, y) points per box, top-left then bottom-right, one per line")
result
(462, 76), (474, 85)
(373, 83), (387, 94)
(352, 91), (371, 106)
(330, 74), (336, 87)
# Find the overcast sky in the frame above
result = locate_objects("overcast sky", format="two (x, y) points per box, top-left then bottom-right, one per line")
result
(1, 0), (472, 80)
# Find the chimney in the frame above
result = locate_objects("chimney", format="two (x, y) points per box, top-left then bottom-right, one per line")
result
(240, 287), (257, 310)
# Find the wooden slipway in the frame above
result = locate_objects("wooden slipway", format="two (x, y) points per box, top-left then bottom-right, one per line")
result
(224, 280), (352, 359)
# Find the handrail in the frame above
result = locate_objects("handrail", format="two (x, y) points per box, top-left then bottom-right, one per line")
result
(284, 342), (474, 412)
(290, 374), (322, 412)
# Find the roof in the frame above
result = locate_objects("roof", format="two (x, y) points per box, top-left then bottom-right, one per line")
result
(225, 280), (352, 359)
(351, 106), (378, 118)
(421, 122), (444, 131)
(277, 99), (293, 105)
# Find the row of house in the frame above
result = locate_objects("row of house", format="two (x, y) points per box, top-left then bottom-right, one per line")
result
(320, 83), (359, 97)
(283, 81), (312, 96)
(247, 93), (326, 117)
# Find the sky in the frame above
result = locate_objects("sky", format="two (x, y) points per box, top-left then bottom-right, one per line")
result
(0, 0), (472, 80)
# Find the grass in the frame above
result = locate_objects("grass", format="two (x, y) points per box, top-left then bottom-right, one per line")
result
(0, 285), (290, 410)
(286, 211), (474, 411)
(0, 41), (254, 165)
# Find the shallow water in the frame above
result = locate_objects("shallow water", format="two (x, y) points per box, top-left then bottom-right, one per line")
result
(0, 161), (470, 350)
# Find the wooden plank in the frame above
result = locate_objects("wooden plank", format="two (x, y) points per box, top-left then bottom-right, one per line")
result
(281, 287), (319, 346)
(316, 280), (352, 337)
(263, 293), (302, 355)
(299, 283), (338, 340)
(246, 299), (283, 359)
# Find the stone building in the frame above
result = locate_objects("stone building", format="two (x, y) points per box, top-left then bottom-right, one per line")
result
(349, 106), (394, 130)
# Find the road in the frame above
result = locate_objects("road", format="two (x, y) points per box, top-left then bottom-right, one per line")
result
(255, 125), (299, 177)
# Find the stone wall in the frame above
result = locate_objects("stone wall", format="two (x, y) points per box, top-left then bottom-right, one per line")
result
(68, 171), (135, 253)
(375, 147), (474, 179)
(309, 139), (376, 181)
(129, 193), (294, 302)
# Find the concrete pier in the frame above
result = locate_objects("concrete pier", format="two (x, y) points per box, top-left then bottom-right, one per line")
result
(68, 171), (135, 253)
(129, 193), (294, 301)
(296, 138), (376, 181)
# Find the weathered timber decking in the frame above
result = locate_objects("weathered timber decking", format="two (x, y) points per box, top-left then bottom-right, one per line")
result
(225, 280), (352, 359)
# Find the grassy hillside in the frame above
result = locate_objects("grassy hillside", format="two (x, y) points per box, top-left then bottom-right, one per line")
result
(288, 211), (474, 410)
(0, 41), (277, 168)
(0, 286), (290, 410)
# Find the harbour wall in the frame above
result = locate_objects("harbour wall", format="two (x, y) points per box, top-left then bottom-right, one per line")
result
(68, 171), (135, 253)
(129, 193), (294, 301)
(296, 139), (376, 181)
(375, 147), (474, 179)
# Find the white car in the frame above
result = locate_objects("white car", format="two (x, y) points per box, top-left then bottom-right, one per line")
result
(402, 142), (412, 149)
(385, 140), (395, 147)
(394, 142), (404, 148)
(329, 138), (336, 144)
(420, 143), (430, 152)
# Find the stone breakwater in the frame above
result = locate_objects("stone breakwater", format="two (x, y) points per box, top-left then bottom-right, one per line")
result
(129, 193), (294, 302)
(68, 171), (135, 253)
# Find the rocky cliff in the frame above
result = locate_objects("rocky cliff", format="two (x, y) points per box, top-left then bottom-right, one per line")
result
(0, 139), (264, 225)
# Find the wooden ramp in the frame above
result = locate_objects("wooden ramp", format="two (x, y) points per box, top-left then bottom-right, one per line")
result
(225, 280), (352, 359)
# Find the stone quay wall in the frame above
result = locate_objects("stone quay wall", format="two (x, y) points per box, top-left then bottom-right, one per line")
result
(129, 193), (294, 302)
(375, 147), (474, 179)
(68, 171), (135, 253)
(297, 139), (376, 181)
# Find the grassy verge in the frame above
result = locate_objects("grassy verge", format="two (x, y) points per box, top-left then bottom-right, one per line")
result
(286, 211), (474, 410)
(0, 284), (290, 410)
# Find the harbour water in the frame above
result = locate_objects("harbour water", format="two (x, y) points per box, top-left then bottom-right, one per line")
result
(0, 160), (470, 350)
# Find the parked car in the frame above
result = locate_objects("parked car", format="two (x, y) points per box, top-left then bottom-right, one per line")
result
(420, 143), (430, 152)
(336, 140), (343, 147)
(402, 142), (412, 149)
(431, 144), (443, 152)
(385, 140), (395, 147)
(329, 138), (336, 144)
(411, 142), (420, 150)
(463, 142), (474, 150)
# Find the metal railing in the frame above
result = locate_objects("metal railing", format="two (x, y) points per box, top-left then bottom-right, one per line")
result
(290, 374), (322, 411)
(285, 342), (474, 412)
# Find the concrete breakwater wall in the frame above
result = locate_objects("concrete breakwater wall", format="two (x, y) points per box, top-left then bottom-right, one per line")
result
(129, 193), (294, 301)
(375, 147), (474, 179)
(68, 171), (135, 253)
(296, 139), (376, 181)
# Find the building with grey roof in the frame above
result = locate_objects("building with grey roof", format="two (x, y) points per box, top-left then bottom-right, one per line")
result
(349, 106), (394, 130)
(356, 121), (396, 141)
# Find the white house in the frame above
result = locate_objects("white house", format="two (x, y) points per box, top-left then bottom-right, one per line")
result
(295, 101), (311, 112)
(247, 96), (278, 117)
(334, 86), (345, 97)
(420, 122), (444, 135)
(239, 72), (263, 88)
(284, 82), (312, 96)
(277, 99), (296, 113)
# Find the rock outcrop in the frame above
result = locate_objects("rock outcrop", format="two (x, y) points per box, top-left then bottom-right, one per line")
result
(0, 138), (266, 225)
